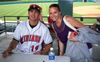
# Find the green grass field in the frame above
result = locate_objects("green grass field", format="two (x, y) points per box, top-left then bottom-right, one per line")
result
(0, 3), (51, 16)
(73, 2), (100, 7)
(0, 2), (99, 24)
(0, 2), (57, 21)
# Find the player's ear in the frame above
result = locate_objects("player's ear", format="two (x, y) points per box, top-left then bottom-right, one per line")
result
(39, 14), (43, 21)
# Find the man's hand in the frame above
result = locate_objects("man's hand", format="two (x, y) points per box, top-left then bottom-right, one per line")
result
(2, 38), (18, 58)
(2, 50), (13, 58)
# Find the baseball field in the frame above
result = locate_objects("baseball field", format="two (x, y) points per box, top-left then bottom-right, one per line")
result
(0, 2), (100, 24)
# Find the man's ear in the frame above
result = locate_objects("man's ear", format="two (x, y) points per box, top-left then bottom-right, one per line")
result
(39, 14), (43, 21)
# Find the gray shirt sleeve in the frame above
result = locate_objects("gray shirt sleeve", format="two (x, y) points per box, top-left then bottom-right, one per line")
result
(75, 26), (100, 44)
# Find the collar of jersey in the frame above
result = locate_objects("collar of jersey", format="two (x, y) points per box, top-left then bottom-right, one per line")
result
(26, 20), (41, 33)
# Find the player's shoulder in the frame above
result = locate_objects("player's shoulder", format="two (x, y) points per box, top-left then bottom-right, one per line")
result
(40, 22), (48, 29)
(17, 21), (27, 27)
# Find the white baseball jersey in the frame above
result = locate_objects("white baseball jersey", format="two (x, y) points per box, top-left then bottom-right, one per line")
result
(13, 20), (52, 54)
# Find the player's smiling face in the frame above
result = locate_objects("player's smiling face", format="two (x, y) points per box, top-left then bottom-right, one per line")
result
(28, 9), (40, 22)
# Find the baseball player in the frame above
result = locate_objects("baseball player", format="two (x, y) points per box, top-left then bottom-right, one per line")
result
(2, 4), (52, 57)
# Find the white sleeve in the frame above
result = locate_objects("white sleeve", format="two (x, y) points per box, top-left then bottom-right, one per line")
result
(13, 24), (21, 41)
(43, 28), (52, 44)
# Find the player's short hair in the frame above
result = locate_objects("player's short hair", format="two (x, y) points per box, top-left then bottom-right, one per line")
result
(28, 4), (42, 13)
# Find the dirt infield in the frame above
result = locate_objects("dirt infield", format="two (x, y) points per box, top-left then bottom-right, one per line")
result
(73, 5), (100, 17)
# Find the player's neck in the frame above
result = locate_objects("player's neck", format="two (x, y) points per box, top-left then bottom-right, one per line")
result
(29, 20), (38, 26)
